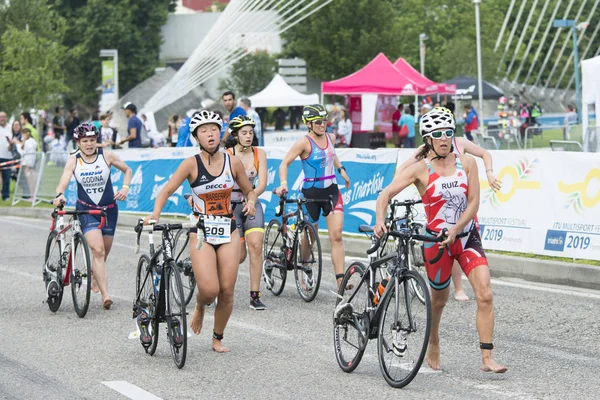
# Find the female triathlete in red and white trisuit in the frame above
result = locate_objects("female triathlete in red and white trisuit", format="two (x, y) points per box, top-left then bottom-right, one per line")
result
(375, 108), (507, 374)
(397, 106), (502, 301)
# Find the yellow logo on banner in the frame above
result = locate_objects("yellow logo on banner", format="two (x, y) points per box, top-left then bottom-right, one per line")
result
(558, 168), (600, 213)
(481, 158), (541, 207)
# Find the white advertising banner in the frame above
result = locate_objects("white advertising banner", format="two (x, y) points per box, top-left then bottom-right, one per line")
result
(263, 130), (306, 148)
(393, 149), (600, 261)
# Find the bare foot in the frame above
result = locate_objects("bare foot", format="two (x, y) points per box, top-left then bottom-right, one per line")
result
(454, 290), (469, 301)
(91, 276), (99, 293)
(481, 359), (508, 373)
(425, 342), (441, 370)
(190, 304), (205, 335)
(103, 298), (113, 310)
(212, 338), (230, 353)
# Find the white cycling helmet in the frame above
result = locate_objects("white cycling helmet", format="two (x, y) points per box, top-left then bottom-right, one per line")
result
(419, 108), (455, 136)
(189, 110), (223, 135)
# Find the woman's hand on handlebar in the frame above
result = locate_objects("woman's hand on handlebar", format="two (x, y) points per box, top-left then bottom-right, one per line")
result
(374, 218), (388, 238)
(440, 227), (455, 246)
(275, 184), (288, 196)
(52, 195), (66, 207)
(143, 214), (159, 225)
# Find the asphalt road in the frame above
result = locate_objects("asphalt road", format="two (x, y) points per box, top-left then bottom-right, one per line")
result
(1, 215), (599, 400)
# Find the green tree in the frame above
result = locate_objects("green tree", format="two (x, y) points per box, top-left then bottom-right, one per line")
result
(0, 0), (69, 113)
(282, 0), (406, 81)
(47, 0), (176, 107)
(218, 50), (277, 97)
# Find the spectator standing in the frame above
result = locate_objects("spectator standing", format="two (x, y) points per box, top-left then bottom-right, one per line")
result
(391, 104), (403, 148)
(16, 127), (38, 198)
(336, 109), (352, 147)
(273, 107), (286, 131)
(463, 104), (479, 142)
(289, 106), (302, 130)
(222, 91), (246, 122)
(20, 112), (39, 143)
(98, 114), (114, 148)
(0, 111), (13, 200)
(239, 97), (262, 146)
(116, 102), (143, 148)
(52, 106), (66, 141)
(176, 109), (195, 147)
(167, 114), (180, 146)
(65, 108), (80, 151)
(399, 106), (416, 148)
(563, 105), (578, 140)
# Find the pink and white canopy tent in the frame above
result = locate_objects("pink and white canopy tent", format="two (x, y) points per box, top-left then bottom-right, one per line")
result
(393, 58), (456, 96)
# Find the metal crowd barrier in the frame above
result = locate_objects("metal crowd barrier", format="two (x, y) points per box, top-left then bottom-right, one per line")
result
(523, 124), (582, 149)
(12, 151), (71, 207)
(583, 126), (600, 152)
(549, 141), (584, 152)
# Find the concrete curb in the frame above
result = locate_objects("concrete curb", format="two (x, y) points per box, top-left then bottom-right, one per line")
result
(4, 207), (599, 291)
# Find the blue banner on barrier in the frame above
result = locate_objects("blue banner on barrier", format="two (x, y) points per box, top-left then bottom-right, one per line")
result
(64, 147), (398, 234)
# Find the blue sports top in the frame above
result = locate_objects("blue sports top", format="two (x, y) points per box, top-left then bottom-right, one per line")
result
(301, 134), (337, 190)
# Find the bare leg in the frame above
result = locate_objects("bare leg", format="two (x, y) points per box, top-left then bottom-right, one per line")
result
(452, 261), (469, 301)
(325, 212), (345, 288)
(189, 233), (219, 335)
(426, 286), (449, 370)
(84, 229), (112, 308)
(245, 231), (264, 292)
(212, 231), (241, 352)
(467, 265), (508, 373)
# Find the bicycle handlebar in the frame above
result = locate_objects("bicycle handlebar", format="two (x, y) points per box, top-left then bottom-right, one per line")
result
(50, 203), (107, 231)
(366, 227), (448, 264)
(273, 190), (334, 217)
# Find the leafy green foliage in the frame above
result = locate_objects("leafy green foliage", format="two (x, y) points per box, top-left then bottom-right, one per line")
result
(218, 50), (277, 97)
(0, 0), (69, 113)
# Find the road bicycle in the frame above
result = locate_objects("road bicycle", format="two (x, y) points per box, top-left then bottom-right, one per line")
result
(333, 224), (447, 388)
(262, 191), (333, 302)
(132, 216), (205, 369)
(43, 204), (106, 318)
(363, 198), (428, 304)
(172, 199), (247, 306)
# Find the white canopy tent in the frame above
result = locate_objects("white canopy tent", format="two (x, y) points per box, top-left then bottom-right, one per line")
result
(581, 55), (600, 152)
(249, 74), (319, 108)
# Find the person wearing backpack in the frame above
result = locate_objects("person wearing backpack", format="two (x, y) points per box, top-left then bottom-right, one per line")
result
(398, 106), (416, 148)
(116, 102), (144, 148)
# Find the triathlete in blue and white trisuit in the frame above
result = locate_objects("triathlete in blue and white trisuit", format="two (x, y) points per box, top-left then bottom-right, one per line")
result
(54, 123), (132, 310)
(275, 104), (351, 289)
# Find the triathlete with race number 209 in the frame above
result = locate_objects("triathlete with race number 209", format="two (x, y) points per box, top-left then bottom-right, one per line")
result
(275, 104), (351, 290)
(53, 122), (132, 310)
(399, 106), (502, 301)
(374, 109), (507, 374)
(145, 110), (257, 353)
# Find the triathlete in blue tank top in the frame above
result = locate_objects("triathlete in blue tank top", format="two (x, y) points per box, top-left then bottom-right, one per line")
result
(275, 104), (351, 290)
(53, 123), (132, 310)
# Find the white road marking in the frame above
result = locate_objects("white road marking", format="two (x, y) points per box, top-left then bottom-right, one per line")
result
(102, 381), (162, 400)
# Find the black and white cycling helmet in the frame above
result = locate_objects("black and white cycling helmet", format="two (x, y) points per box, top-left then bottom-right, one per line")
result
(73, 122), (99, 140)
(419, 109), (455, 137)
(189, 110), (223, 136)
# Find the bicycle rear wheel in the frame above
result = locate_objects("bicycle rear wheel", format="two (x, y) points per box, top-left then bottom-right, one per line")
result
(263, 219), (287, 296)
(293, 223), (322, 302)
(165, 261), (187, 369)
(174, 228), (196, 306)
(71, 232), (92, 318)
(333, 262), (370, 373)
(377, 270), (431, 388)
(136, 254), (158, 356)
(44, 230), (64, 313)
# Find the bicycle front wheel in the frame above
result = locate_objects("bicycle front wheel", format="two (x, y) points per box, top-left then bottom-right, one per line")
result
(44, 230), (63, 313)
(165, 261), (187, 369)
(71, 232), (92, 318)
(293, 223), (322, 302)
(263, 219), (287, 296)
(377, 270), (431, 388)
(333, 262), (369, 373)
(174, 228), (195, 306)
(136, 254), (158, 356)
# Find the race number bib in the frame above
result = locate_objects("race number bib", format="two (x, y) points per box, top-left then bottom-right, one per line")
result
(203, 215), (231, 245)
